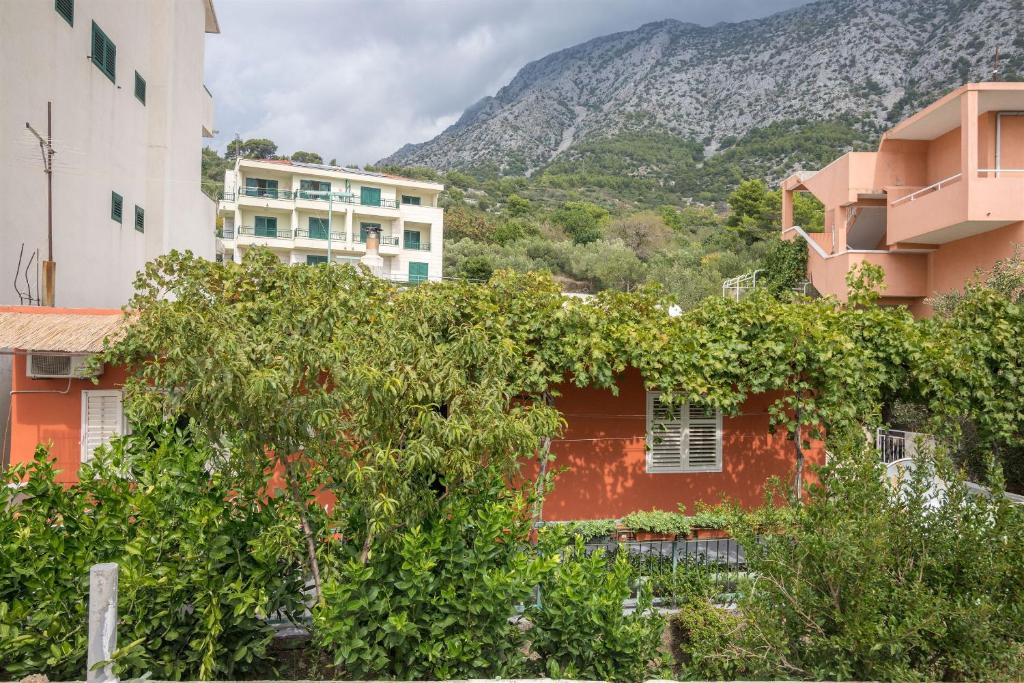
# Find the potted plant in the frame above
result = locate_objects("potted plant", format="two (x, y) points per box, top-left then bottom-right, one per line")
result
(568, 519), (617, 545)
(686, 507), (731, 540)
(622, 509), (690, 541)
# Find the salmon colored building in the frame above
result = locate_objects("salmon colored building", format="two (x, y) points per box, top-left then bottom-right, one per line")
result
(2, 307), (819, 519)
(782, 82), (1024, 316)
(1, 306), (129, 485)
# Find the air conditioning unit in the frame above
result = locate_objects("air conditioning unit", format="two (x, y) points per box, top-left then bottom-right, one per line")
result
(27, 353), (98, 379)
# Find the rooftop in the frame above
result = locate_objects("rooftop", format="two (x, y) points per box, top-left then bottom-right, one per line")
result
(240, 158), (445, 190)
(0, 306), (128, 353)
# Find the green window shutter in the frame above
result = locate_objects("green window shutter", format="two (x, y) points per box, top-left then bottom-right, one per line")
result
(309, 217), (329, 239)
(110, 192), (123, 223)
(55, 0), (74, 26)
(306, 255), (329, 265)
(134, 72), (146, 104)
(91, 22), (115, 82)
(360, 186), (381, 207)
(401, 195), (421, 206)
(408, 262), (428, 284)
(255, 216), (277, 237)
(134, 205), (144, 233)
(403, 230), (420, 249)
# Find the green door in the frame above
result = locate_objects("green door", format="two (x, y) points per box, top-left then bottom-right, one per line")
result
(403, 230), (421, 249)
(254, 215), (277, 237)
(360, 186), (381, 207)
(246, 178), (278, 198)
(300, 179), (330, 200)
(408, 261), (428, 284)
(309, 217), (329, 240)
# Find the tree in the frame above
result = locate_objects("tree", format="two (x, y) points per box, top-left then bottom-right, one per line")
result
(103, 250), (562, 603)
(226, 137), (278, 160)
(605, 211), (674, 261)
(552, 201), (609, 245)
(290, 150), (323, 164)
(505, 193), (532, 217)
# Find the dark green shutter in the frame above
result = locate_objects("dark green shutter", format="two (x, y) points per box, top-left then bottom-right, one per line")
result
(306, 255), (329, 265)
(255, 216), (277, 238)
(134, 205), (144, 233)
(134, 72), (146, 104)
(401, 195), (421, 206)
(55, 0), (74, 26)
(91, 22), (116, 82)
(403, 230), (420, 249)
(110, 192), (122, 223)
(408, 262), (428, 283)
(360, 187), (381, 207)
(309, 217), (329, 239)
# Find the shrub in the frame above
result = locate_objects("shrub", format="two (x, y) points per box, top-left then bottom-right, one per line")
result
(566, 518), (618, 541)
(719, 443), (1024, 681)
(622, 509), (691, 537)
(0, 428), (305, 680)
(313, 482), (554, 680)
(672, 598), (743, 681)
(527, 539), (668, 682)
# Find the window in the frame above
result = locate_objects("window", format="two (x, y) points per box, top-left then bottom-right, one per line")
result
(254, 215), (277, 237)
(299, 179), (330, 199)
(408, 261), (428, 284)
(81, 390), (126, 463)
(134, 71), (146, 104)
(134, 205), (144, 233)
(91, 21), (116, 82)
(401, 195), (421, 206)
(358, 222), (380, 242)
(308, 217), (329, 239)
(306, 255), (329, 265)
(110, 192), (123, 223)
(244, 177), (279, 198)
(403, 229), (421, 249)
(360, 186), (381, 207)
(645, 391), (722, 473)
(55, 0), (74, 26)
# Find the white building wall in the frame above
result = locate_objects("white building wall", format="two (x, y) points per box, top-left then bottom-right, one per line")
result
(0, 0), (218, 308)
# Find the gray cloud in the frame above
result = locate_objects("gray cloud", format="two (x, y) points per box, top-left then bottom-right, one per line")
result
(204, 0), (815, 164)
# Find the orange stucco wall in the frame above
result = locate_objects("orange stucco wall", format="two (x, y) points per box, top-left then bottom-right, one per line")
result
(538, 369), (823, 521)
(9, 353), (127, 485)
(927, 220), (1024, 298)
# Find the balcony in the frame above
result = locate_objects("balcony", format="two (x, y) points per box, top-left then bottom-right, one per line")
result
(227, 188), (402, 210)
(237, 225), (294, 240)
(888, 170), (1024, 245)
(404, 241), (431, 251)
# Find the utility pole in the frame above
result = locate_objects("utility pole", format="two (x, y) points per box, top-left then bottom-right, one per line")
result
(992, 47), (1001, 81)
(25, 101), (55, 306)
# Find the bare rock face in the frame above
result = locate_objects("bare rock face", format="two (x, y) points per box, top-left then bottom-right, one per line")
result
(380, 0), (1020, 174)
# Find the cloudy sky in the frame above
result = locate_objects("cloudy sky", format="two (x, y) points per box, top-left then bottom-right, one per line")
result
(204, 0), (814, 165)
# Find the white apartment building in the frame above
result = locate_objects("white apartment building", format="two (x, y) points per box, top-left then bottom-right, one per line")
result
(0, 0), (219, 308)
(217, 158), (444, 283)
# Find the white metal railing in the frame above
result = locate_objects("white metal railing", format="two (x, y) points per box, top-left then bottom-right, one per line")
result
(876, 428), (934, 465)
(978, 168), (1024, 178)
(890, 173), (962, 207)
(722, 270), (762, 301)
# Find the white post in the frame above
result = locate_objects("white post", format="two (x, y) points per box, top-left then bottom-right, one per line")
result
(87, 563), (119, 683)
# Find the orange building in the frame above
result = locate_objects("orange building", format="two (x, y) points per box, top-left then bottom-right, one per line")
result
(2, 307), (818, 519)
(782, 82), (1024, 316)
(1, 306), (129, 485)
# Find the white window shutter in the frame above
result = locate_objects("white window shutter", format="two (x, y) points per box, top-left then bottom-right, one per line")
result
(81, 390), (125, 463)
(646, 391), (684, 472)
(684, 402), (722, 471)
(646, 391), (722, 473)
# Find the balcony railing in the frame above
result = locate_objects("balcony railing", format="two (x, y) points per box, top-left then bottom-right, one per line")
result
(876, 428), (934, 465)
(977, 168), (1024, 178)
(217, 226), (235, 239)
(237, 225), (294, 239)
(294, 227), (345, 241)
(380, 235), (400, 246)
(890, 173), (962, 207)
(224, 189), (410, 210)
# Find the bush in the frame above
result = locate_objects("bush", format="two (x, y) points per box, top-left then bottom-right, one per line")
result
(719, 443), (1024, 681)
(313, 482), (553, 680)
(672, 599), (742, 681)
(0, 428), (305, 680)
(527, 539), (668, 682)
(622, 508), (691, 536)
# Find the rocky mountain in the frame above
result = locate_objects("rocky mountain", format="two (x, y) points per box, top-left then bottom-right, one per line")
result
(381, 0), (1022, 177)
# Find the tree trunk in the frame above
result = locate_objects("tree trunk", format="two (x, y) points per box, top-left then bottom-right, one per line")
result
(793, 395), (804, 503)
(283, 456), (323, 606)
(532, 391), (555, 531)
